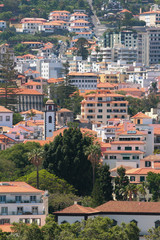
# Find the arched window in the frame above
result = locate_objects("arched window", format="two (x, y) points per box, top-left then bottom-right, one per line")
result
(130, 220), (138, 226)
(112, 219), (117, 226)
(61, 220), (68, 224)
(49, 116), (52, 123)
(155, 220), (160, 228)
(49, 105), (52, 110)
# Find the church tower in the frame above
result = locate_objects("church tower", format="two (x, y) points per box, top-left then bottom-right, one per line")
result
(44, 99), (56, 139)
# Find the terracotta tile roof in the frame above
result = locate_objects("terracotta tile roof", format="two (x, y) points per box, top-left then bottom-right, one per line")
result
(97, 82), (115, 88)
(23, 139), (50, 146)
(20, 109), (43, 115)
(154, 128), (160, 135)
(126, 168), (160, 175)
(0, 88), (43, 95)
(57, 108), (72, 113)
(131, 112), (151, 119)
(96, 200), (160, 213)
(68, 72), (97, 77)
(72, 20), (89, 23)
(142, 154), (160, 162)
(0, 224), (14, 233)
(71, 12), (88, 16)
(24, 81), (41, 86)
(54, 204), (98, 214)
(0, 182), (44, 193)
(21, 41), (42, 44)
(0, 106), (12, 113)
(110, 165), (133, 172)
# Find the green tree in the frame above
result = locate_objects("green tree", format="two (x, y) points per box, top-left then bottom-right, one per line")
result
(13, 113), (23, 125)
(75, 38), (89, 60)
(145, 226), (160, 240)
(147, 172), (160, 201)
(43, 127), (93, 195)
(85, 143), (101, 188)
(115, 167), (129, 200)
(125, 183), (137, 201)
(26, 109), (36, 120)
(0, 48), (18, 109)
(92, 164), (113, 206)
(17, 169), (75, 194)
(137, 182), (147, 201)
(28, 148), (44, 189)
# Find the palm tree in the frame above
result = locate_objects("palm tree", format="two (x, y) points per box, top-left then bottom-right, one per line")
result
(137, 182), (147, 201)
(85, 143), (101, 188)
(125, 184), (137, 201)
(26, 109), (36, 120)
(28, 148), (44, 189)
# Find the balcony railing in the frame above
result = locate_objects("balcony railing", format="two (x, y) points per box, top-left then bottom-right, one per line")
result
(0, 200), (43, 204)
(0, 211), (45, 215)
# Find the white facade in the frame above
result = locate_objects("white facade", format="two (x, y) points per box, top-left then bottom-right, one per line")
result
(0, 107), (13, 128)
(68, 72), (97, 90)
(0, 182), (48, 226)
(44, 100), (56, 139)
(37, 59), (63, 79)
(0, 21), (6, 29)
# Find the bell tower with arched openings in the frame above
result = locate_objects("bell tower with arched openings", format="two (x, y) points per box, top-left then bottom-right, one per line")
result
(44, 99), (56, 139)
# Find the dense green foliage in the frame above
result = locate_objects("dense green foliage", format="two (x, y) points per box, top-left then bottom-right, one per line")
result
(13, 113), (23, 125)
(92, 165), (113, 206)
(1, 216), (140, 240)
(0, 0), (90, 20)
(126, 94), (159, 116)
(43, 127), (93, 195)
(145, 226), (160, 239)
(17, 169), (75, 194)
(147, 172), (160, 201)
(0, 142), (41, 179)
(115, 167), (129, 201)
(50, 84), (83, 117)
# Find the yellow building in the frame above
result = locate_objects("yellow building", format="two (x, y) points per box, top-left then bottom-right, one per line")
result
(98, 73), (127, 84)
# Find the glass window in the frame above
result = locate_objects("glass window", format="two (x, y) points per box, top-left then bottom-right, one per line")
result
(32, 207), (38, 215)
(125, 146), (132, 150)
(6, 116), (10, 121)
(145, 161), (151, 167)
(0, 195), (6, 203)
(130, 176), (135, 181)
(0, 116), (2, 121)
(140, 176), (145, 182)
(117, 146), (121, 150)
(123, 156), (130, 160)
(97, 115), (102, 119)
(49, 116), (52, 123)
(155, 220), (160, 228)
(15, 196), (22, 203)
(98, 109), (103, 112)
(17, 207), (23, 215)
(135, 147), (139, 150)
(30, 196), (36, 203)
(1, 207), (8, 215)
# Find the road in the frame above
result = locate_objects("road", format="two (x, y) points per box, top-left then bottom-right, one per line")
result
(87, 0), (106, 38)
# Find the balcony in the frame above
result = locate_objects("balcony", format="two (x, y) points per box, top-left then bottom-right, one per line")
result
(0, 200), (43, 204)
(0, 211), (45, 215)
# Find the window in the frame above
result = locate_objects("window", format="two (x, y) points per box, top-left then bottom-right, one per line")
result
(97, 115), (102, 119)
(132, 156), (139, 159)
(135, 147), (139, 150)
(98, 109), (103, 112)
(112, 219), (117, 226)
(49, 116), (52, 123)
(1, 207), (8, 215)
(107, 103), (110, 107)
(155, 220), (160, 228)
(130, 220), (137, 226)
(130, 176), (135, 181)
(32, 207), (38, 215)
(30, 196), (36, 203)
(107, 115), (110, 118)
(110, 156), (116, 159)
(148, 131), (151, 134)
(97, 103), (102, 107)
(17, 207), (23, 215)
(15, 196), (22, 203)
(0, 116), (2, 121)
(145, 161), (151, 167)
(123, 156), (130, 160)
(137, 119), (140, 124)
(117, 146), (121, 150)
(49, 105), (52, 110)
(140, 176), (145, 182)
(98, 97), (102, 101)
(0, 219), (10, 224)
(6, 116), (10, 121)
(125, 146), (132, 150)
(0, 195), (6, 203)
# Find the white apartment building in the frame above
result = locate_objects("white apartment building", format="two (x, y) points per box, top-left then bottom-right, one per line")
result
(139, 10), (160, 27)
(0, 20), (6, 29)
(0, 182), (48, 226)
(69, 56), (99, 73)
(22, 19), (47, 34)
(36, 58), (63, 79)
(0, 106), (13, 128)
(68, 72), (98, 89)
(49, 11), (70, 21)
(70, 12), (88, 22)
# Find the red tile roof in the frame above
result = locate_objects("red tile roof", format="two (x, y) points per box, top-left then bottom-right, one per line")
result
(111, 141), (145, 145)
(131, 112), (151, 119)
(0, 106), (12, 113)
(0, 224), (14, 233)
(96, 201), (160, 214)
(54, 204), (98, 214)
(126, 168), (160, 175)
(0, 182), (44, 193)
